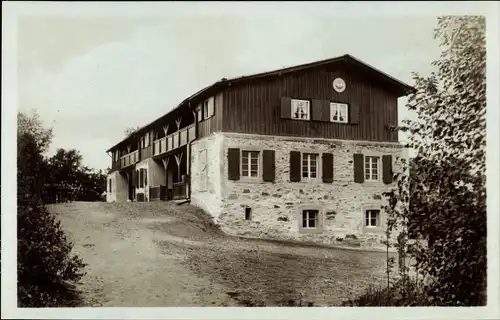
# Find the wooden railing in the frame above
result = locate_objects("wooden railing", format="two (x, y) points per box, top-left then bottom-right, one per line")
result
(111, 161), (121, 171)
(172, 182), (187, 200)
(152, 124), (196, 157)
(140, 146), (152, 161)
(119, 150), (139, 169)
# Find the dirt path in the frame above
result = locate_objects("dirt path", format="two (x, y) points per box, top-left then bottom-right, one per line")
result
(53, 202), (394, 307)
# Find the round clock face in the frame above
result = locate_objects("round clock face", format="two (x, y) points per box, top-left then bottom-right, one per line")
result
(333, 78), (346, 92)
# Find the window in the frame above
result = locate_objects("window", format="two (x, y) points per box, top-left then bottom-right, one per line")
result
(197, 107), (203, 122)
(365, 210), (380, 227)
(302, 210), (319, 228)
(144, 169), (148, 187)
(291, 99), (310, 120)
(364, 156), (379, 181)
(302, 153), (318, 179)
(203, 97), (215, 120)
(108, 179), (112, 193)
(241, 150), (259, 178)
(245, 207), (252, 220)
(330, 103), (348, 123)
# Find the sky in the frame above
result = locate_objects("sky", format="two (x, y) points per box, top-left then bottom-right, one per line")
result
(17, 6), (444, 171)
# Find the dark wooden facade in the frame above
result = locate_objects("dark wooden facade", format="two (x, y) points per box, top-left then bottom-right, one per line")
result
(221, 65), (399, 142)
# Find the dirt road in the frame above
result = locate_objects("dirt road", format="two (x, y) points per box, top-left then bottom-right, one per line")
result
(53, 202), (393, 307)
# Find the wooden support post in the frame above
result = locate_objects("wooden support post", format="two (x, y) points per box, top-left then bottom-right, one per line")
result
(175, 153), (183, 182)
(175, 117), (182, 130)
(162, 157), (169, 170)
(163, 124), (169, 136)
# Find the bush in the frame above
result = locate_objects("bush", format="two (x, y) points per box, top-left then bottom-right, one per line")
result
(17, 117), (87, 307)
(341, 277), (428, 307)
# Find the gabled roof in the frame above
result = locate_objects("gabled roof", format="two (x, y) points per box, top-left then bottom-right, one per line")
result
(106, 54), (415, 152)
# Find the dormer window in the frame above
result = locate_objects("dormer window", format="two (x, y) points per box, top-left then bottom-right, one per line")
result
(291, 99), (310, 120)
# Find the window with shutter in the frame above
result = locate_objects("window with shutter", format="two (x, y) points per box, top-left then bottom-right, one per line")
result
(330, 103), (349, 123)
(241, 151), (259, 178)
(291, 99), (310, 120)
(302, 153), (318, 179)
(364, 156), (380, 181)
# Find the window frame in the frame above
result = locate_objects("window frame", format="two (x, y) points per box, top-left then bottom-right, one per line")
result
(301, 152), (319, 180)
(290, 99), (311, 121)
(302, 209), (319, 229)
(108, 179), (112, 193)
(330, 102), (349, 123)
(241, 150), (260, 179)
(297, 205), (324, 234)
(364, 156), (380, 181)
(365, 209), (379, 228)
(362, 204), (384, 233)
(203, 96), (215, 120)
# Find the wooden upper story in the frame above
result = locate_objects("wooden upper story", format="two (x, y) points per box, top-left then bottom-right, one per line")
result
(106, 54), (414, 171)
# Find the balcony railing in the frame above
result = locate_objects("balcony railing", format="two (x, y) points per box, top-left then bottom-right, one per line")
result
(153, 124), (196, 157)
(119, 150), (139, 169)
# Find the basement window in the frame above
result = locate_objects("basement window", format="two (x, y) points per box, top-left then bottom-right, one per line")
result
(302, 210), (319, 228)
(245, 207), (252, 220)
(365, 210), (380, 228)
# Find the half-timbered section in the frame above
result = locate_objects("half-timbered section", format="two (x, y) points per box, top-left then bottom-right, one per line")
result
(105, 54), (414, 249)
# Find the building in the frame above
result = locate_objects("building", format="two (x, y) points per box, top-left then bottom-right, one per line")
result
(106, 54), (415, 248)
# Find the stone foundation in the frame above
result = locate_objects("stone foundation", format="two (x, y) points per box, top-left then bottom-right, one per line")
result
(191, 133), (407, 250)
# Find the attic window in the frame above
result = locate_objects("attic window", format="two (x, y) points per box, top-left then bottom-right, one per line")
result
(291, 99), (310, 120)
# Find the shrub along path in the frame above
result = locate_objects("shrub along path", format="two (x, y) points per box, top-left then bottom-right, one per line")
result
(53, 202), (395, 307)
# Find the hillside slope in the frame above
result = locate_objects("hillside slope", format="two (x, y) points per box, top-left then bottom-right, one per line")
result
(53, 201), (394, 306)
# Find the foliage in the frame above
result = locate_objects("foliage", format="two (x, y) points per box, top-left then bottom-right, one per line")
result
(17, 112), (87, 307)
(341, 277), (427, 307)
(44, 148), (107, 202)
(348, 16), (486, 306)
(124, 126), (140, 138)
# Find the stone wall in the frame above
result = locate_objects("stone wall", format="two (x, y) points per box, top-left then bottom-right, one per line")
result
(190, 133), (225, 221)
(106, 170), (128, 202)
(207, 133), (407, 250)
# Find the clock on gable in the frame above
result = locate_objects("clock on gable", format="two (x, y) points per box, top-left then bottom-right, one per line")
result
(333, 78), (346, 93)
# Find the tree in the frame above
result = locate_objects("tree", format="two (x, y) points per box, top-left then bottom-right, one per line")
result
(344, 16), (486, 307)
(387, 16), (486, 306)
(124, 126), (140, 138)
(17, 111), (86, 307)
